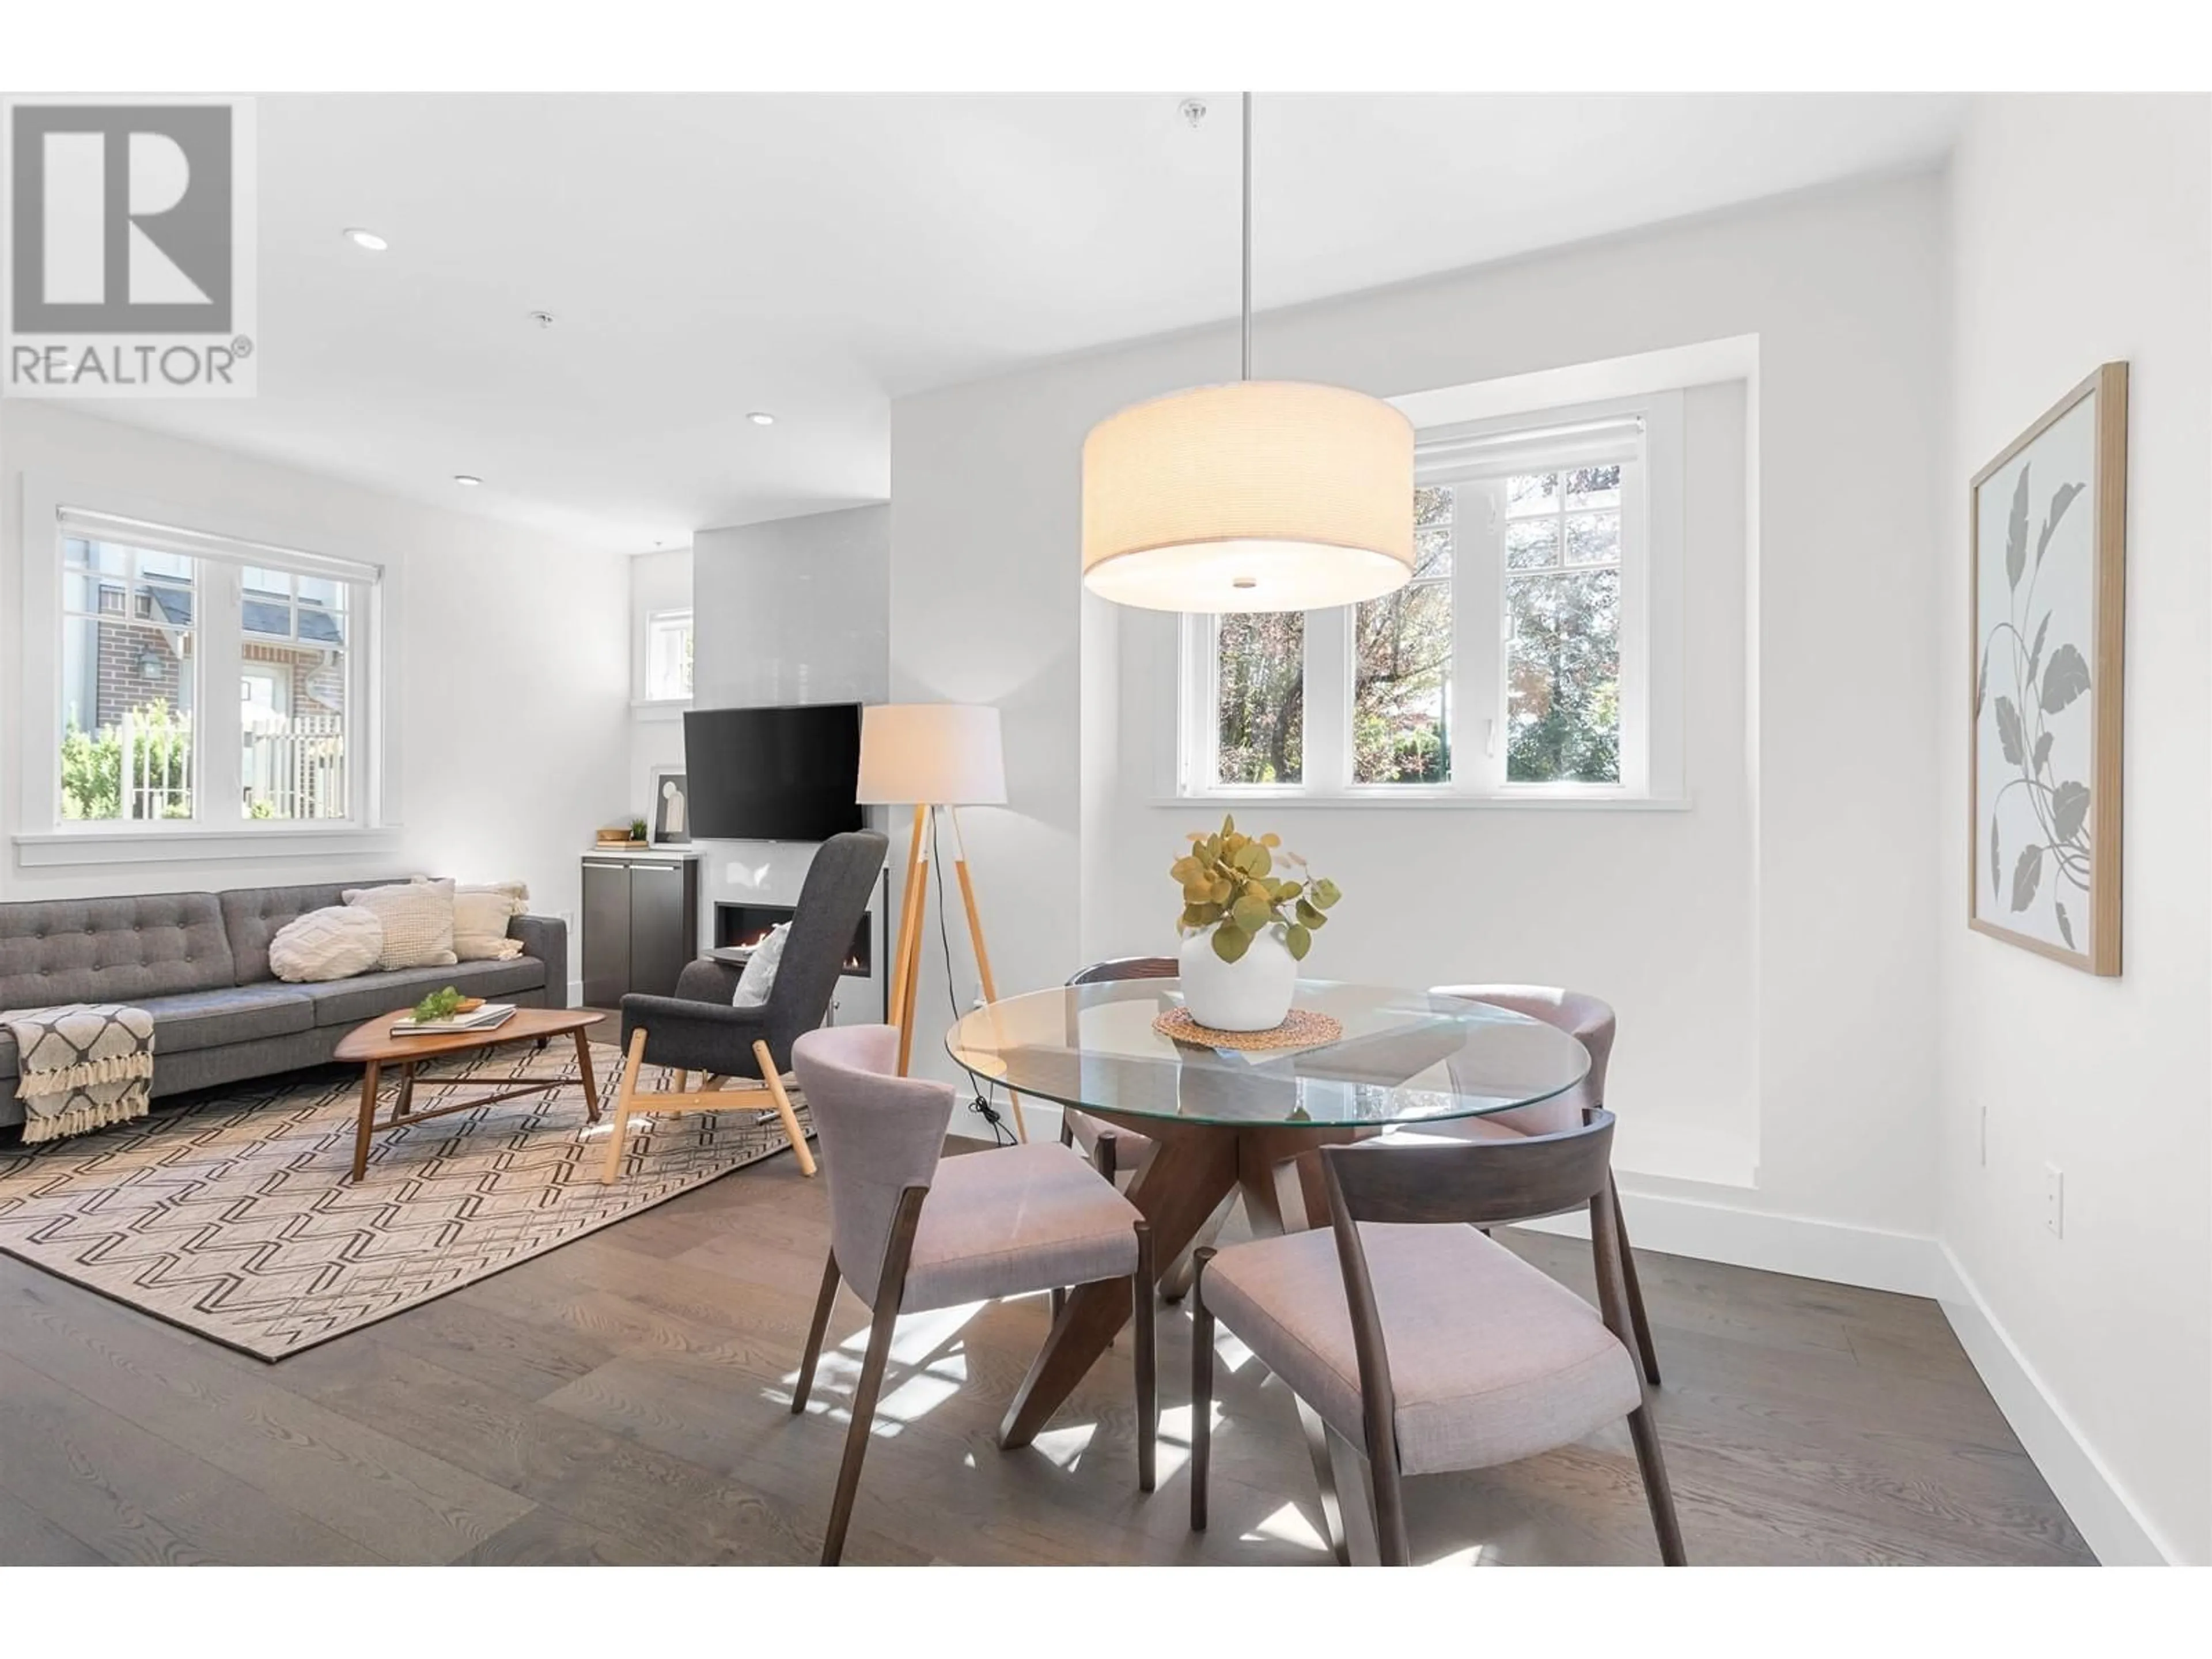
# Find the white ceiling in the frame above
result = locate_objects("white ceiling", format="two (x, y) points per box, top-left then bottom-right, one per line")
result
(87, 93), (1965, 551)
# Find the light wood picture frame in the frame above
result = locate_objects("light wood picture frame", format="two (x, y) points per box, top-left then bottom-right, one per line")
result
(649, 766), (691, 846)
(1968, 362), (2127, 975)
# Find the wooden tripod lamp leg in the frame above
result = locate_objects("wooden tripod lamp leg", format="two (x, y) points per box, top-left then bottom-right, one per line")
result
(892, 805), (935, 1077)
(950, 806), (1026, 1142)
(888, 803), (928, 1034)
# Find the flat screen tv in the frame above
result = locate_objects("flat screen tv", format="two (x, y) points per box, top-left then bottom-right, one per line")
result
(683, 703), (864, 842)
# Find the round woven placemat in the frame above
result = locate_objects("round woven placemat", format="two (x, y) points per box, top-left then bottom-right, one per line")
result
(1152, 1006), (1343, 1050)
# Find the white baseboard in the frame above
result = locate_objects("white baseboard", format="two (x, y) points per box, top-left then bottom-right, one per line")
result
(568, 977), (586, 1009)
(1518, 1184), (1953, 1298)
(1934, 1246), (2179, 1566)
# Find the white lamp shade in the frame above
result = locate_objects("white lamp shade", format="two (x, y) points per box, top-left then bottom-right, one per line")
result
(856, 703), (1007, 806)
(1081, 379), (1416, 613)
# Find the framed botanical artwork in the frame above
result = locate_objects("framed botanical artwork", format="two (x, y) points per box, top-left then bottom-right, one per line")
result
(650, 767), (691, 846)
(1969, 362), (2127, 975)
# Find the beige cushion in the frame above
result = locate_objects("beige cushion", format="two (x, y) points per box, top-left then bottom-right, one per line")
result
(342, 878), (457, 970)
(267, 905), (385, 982)
(453, 884), (526, 961)
(1201, 1222), (1641, 1476)
(902, 1142), (1141, 1313)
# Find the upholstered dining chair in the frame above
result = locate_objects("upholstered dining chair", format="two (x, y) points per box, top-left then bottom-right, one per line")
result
(1059, 956), (1178, 1181)
(1188, 1111), (1685, 1566)
(789, 1022), (1158, 1566)
(600, 830), (888, 1184)
(1421, 986), (1659, 1385)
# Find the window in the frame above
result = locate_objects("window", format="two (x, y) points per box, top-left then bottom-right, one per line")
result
(1181, 394), (1679, 803)
(1502, 466), (1623, 784)
(644, 608), (694, 702)
(61, 539), (198, 821)
(51, 510), (379, 832)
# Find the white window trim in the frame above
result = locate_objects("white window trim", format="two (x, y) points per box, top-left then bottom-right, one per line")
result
(633, 605), (695, 718)
(1175, 389), (1686, 809)
(13, 475), (402, 865)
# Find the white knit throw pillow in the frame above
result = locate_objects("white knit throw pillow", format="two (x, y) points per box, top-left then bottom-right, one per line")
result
(343, 878), (458, 969)
(268, 905), (385, 982)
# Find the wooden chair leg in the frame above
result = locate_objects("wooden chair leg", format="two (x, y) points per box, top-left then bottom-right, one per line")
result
(1132, 1221), (1156, 1494)
(672, 1069), (690, 1096)
(792, 1252), (841, 1415)
(822, 1302), (899, 1566)
(599, 1028), (648, 1185)
(1190, 1247), (1215, 1531)
(821, 1185), (925, 1567)
(1628, 1404), (1687, 1564)
(1368, 1446), (1411, 1566)
(1094, 1131), (1119, 1183)
(752, 1040), (817, 1177)
(1048, 1286), (1065, 1325)
(1613, 1175), (1661, 1385)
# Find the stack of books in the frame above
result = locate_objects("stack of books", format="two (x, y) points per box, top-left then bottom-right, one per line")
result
(393, 1002), (518, 1036)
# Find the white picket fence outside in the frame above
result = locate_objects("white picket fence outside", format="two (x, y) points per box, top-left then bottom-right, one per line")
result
(244, 711), (347, 820)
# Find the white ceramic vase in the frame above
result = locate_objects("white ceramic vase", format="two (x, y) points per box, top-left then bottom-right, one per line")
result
(1179, 924), (1298, 1032)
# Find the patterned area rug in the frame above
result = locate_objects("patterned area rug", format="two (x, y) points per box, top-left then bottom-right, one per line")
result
(0, 1040), (808, 1360)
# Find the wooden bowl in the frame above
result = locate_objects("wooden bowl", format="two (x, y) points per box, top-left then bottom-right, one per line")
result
(454, 998), (486, 1013)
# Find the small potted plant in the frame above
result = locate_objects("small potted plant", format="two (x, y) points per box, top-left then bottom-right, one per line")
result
(1169, 815), (1340, 1031)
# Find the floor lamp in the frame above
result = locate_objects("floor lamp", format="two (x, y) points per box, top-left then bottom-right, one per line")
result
(856, 704), (1027, 1139)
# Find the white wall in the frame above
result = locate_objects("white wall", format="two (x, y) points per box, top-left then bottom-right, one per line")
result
(627, 544), (692, 822)
(685, 505), (892, 1016)
(892, 175), (1946, 1241)
(1940, 94), (2211, 1565)
(1, 402), (632, 978)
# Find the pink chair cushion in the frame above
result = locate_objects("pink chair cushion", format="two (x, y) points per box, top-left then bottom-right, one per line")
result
(902, 1141), (1141, 1313)
(1202, 1222), (1639, 1476)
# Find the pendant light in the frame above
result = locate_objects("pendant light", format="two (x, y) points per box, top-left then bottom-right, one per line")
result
(1081, 93), (1415, 614)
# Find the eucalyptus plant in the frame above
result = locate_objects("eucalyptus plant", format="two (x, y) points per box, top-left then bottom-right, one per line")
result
(1171, 814), (1341, 963)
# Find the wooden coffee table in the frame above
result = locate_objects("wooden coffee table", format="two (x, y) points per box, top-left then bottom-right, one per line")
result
(332, 1006), (605, 1183)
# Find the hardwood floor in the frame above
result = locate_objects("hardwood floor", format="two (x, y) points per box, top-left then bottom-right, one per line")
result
(0, 1147), (2094, 1567)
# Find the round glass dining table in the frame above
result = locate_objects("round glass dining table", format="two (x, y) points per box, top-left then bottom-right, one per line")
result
(946, 978), (1590, 1452)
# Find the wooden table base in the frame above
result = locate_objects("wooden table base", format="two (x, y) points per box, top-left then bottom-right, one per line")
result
(998, 1118), (1358, 1450)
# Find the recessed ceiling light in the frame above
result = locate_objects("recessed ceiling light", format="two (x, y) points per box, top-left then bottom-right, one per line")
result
(747, 411), (776, 426)
(452, 474), (482, 487)
(343, 228), (388, 252)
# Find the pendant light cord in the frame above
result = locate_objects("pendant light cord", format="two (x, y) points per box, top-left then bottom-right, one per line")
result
(1241, 90), (1253, 382)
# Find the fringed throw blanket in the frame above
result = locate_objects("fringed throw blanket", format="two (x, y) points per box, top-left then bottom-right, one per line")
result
(3, 1003), (156, 1144)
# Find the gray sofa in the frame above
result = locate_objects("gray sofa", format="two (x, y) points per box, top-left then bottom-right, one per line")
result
(1, 881), (568, 1131)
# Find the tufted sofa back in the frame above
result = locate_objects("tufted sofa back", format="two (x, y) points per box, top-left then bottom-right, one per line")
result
(0, 892), (237, 1011)
(217, 882), (352, 984)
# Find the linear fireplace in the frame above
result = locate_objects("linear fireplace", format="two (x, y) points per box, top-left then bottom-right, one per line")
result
(710, 901), (873, 979)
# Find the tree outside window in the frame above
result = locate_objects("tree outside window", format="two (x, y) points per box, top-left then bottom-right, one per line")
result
(1504, 467), (1623, 783)
(1352, 484), (1455, 784)
(1214, 611), (1303, 784)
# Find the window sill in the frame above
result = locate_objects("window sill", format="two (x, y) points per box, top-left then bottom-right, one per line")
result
(631, 698), (692, 722)
(13, 824), (406, 868)
(1153, 792), (1691, 813)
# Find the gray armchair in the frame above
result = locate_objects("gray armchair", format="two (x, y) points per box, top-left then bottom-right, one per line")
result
(599, 829), (888, 1183)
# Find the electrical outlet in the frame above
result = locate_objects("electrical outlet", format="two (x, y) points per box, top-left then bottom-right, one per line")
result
(2043, 1164), (2064, 1237)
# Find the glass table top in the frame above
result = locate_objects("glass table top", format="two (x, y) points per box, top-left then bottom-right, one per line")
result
(946, 979), (1589, 1130)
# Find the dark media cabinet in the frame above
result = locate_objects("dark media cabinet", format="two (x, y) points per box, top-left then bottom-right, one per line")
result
(581, 850), (700, 1006)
